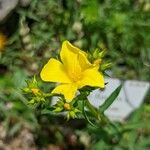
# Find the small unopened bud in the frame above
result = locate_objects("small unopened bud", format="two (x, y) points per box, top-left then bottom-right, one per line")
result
(31, 88), (39, 95)
(98, 50), (106, 58)
(23, 87), (30, 93)
(101, 62), (112, 71)
(93, 59), (102, 66)
(69, 111), (76, 119)
(54, 107), (63, 112)
(64, 103), (71, 111)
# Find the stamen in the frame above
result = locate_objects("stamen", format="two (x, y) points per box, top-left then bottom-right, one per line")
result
(69, 70), (82, 82)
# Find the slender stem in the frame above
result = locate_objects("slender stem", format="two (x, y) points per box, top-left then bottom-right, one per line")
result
(79, 90), (109, 126)
(86, 98), (112, 126)
(42, 93), (54, 97)
(85, 98), (121, 134)
(86, 99), (99, 119)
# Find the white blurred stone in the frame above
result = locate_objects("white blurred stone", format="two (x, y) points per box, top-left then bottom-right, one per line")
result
(88, 78), (150, 122)
(0, 0), (18, 22)
(0, 0), (31, 22)
(19, 0), (31, 7)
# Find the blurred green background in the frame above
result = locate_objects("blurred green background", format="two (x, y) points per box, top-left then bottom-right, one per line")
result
(0, 0), (150, 149)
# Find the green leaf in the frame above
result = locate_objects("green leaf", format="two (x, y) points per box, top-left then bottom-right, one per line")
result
(99, 84), (122, 113)
(93, 141), (108, 150)
(41, 108), (54, 115)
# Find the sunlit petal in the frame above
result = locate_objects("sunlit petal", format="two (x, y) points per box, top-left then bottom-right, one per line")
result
(60, 41), (91, 72)
(78, 67), (104, 88)
(40, 58), (71, 83)
(52, 83), (78, 102)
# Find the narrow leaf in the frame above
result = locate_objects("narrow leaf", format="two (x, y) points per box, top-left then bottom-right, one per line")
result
(99, 84), (122, 113)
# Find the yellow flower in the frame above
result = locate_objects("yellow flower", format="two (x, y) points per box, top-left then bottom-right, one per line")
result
(0, 33), (7, 50)
(40, 41), (104, 102)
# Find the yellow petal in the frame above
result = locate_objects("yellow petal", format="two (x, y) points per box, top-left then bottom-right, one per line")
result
(60, 41), (91, 72)
(40, 58), (71, 83)
(78, 67), (104, 88)
(52, 83), (77, 102)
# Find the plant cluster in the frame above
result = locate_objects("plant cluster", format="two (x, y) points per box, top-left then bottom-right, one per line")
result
(0, 0), (149, 149)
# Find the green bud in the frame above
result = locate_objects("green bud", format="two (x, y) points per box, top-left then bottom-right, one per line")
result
(28, 99), (35, 104)
(57, 100), (65, 107)
(100, 62), (112, 71)
(93, 48), (99, 59)
(53, 107), (63, 112)
(98, 50), (106, 58)
(26, 76), (38, 89)
(93, 49), (106, 59)
(69, 111), (77, 119)
(88, 48), (107, 65)
(74, 108), (81, 113)
(66, 108), (80, 120)
(22, 87), (30, 93)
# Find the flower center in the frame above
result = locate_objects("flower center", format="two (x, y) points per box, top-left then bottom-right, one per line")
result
(68, 70), (82, 82)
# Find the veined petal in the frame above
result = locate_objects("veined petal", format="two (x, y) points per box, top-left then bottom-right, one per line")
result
(40, 58), (71, 83)
(78, 67), (104, 88)
(60, 41), (91, 72)
(52, 83), (77, 102)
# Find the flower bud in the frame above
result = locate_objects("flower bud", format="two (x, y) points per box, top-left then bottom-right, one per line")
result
(93, 59), (102, 66)
(100, 62), (112, 71)
(64, 103), (71, 111)
(31, 88), (40, 95)
(69, 111), (76, 119)
(54, 107), (63, 112)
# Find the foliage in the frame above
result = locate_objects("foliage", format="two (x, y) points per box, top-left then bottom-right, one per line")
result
(0, 0), (149, 80)
(0, 0), (149, 149)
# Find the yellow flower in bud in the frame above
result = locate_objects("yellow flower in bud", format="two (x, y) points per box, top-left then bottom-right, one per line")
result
(93, 59), (102, 66)
(40, 41), (104, 102)
(64, 103), (71, 111)
(0, 33), (7, 50)
(31, 88), (39, 95)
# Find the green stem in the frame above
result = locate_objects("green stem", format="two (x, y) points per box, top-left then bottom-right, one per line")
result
(79, 90), (109, 126)
(85, 99), (121, 134)
(42, 93), (54, 97)
(86, 99), (100, 119)
(86, 99), (113, 126)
